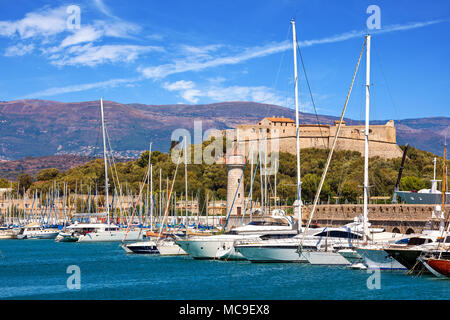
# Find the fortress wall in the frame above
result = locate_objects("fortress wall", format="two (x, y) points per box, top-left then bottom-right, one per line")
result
(209, 119), (403, 160)
(301, 204), (442, 234)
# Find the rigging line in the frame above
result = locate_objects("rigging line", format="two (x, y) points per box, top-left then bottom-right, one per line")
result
(263, 23), (291, 119)
(104, 126), (126, 218)
(295, 36), (327, 148)
(299, 37), (367, 251)
(240, 151), (260, 226)
(122, 158), (152, 241)
(373, 45), (400, 121)
(157, 151), (182, 239)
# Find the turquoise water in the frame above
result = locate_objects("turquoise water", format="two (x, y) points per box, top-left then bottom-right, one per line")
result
(0, 240), (448, 300)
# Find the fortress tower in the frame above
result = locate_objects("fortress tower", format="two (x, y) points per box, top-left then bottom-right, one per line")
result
(226, 150), (245, 216)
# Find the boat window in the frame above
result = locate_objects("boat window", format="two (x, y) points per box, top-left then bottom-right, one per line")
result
(314, 230), (361, 240)
(436, 236), (450, 243)
(408, 237), (428, 246)
(260, 233), (296, 240)
(247, 220), (289, 226)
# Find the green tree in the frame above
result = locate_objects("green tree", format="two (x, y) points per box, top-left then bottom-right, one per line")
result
(340, 181), (359, 203)
(17, 173), (33, 194)
(36, 168), (60, 181)
(400, 176), (427, 191)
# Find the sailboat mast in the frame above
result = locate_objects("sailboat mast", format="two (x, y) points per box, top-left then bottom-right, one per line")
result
(184, 136), (188, 221)
(363, 34), (371, 241)
(291, 19), (302, 233)
(100, 98), (110, 225)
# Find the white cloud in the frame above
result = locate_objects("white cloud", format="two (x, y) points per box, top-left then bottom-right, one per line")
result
(0, 5), (146, 67)
(163, 80), (195, 91)
(181, 89), (202, 103)
(19, 77), (141, 98)
(51, 43), (162, 66)
(93, 0), (115, 18)
(139, 19), (444, 80)
(60, 26), (103, 47)
(0, 6), (67, 39)
(5, 43), (35, 57)
(162, 80), (291, 106)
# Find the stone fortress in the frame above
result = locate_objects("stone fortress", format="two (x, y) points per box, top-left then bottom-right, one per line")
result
(220, 116), (444, 235)
(218, 116), (403, 159)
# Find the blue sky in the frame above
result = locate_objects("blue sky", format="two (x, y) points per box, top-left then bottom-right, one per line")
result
(0, 0), (448, 121)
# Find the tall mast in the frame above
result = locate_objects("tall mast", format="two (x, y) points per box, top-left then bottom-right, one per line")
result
(363, 34), (371, 241)
(147, 142), (152, 227)
(184, 136), (188, 222)
(291, 19), (302, 233)
(100, 98), (110, 225)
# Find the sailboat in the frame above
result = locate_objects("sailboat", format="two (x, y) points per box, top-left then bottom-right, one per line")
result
(411, 144), (450, 277)
(77, 98), (143, 242)
(156, 137), (189, 256)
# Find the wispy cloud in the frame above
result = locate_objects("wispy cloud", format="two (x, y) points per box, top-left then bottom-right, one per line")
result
(0, 4), (149, 66)
(5, 43), (35, 57)
(15, 16), (444, 100)
(19, 77), (142, 99)
(51, 43), (163, 67)
(139, 19), (444, 79)
(0, 6), (67, 39)
(161, 80), (291, 106)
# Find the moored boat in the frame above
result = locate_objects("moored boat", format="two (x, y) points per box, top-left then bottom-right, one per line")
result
(16, 223), (59, 240)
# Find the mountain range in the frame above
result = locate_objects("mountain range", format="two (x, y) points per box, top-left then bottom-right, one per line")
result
(0, 99), (448, 162)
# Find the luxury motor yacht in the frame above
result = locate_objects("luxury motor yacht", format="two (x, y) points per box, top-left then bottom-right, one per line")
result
(61, 222), (144, 242)
(234, 217), (392, 263)
(156, 239), (188, 256)
(0, 227), (19, 239)
(384, 230), (450, 272)
(175, 213), (297, 260)
(16, 223), (60, 240)
(122, 240), (159, 254)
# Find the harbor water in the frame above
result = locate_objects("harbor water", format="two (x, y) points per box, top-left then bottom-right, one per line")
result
(0, 240), (448, 300)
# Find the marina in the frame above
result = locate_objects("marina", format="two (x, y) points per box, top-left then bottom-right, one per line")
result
(0, 239), (449, 300)
(0, 1), (448, 305)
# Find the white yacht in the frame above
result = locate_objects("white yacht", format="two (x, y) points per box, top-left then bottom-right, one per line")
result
(75, 223), (144, 242)
(156, 239), (188, 256)
(175, 214), (297, 260)
(122, 240), (159, 254)
(234, 217), (393, 263)
(0, 227), (19, 239)
(16, 223), (60, 240)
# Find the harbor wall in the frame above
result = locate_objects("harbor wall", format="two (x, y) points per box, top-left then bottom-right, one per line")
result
(226, 204), (445, 234)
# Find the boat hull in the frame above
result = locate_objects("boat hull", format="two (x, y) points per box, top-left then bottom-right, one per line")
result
(303, 251), (350, 265)
(422, 258), (450, 277)
(356, 248), (407, 270)
(124, 241), (159, 254)
(384, 248), (424, 272)
(235, 245), (308, 263)
(176, 239), (235, 259)
(156, 241), (187, 256)
(18, 231), (59, 240)
(77, 230), (143, 242)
